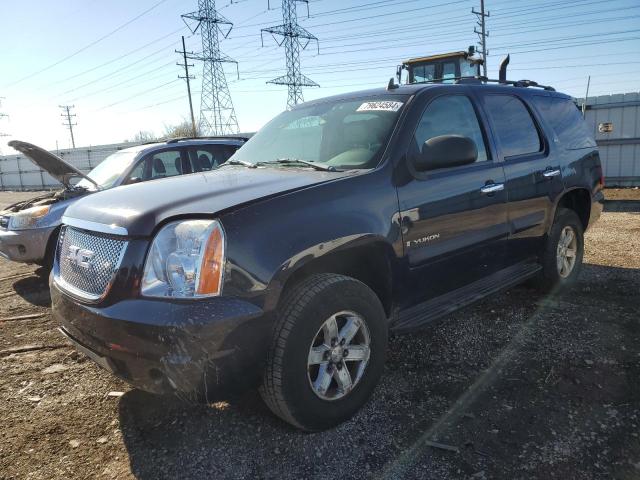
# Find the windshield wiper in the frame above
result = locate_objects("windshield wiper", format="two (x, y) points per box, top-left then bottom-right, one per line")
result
(220, 159), (257, 168)
(257, 158), (340, 172)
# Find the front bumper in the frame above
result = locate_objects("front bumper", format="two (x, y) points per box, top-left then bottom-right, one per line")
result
(51, 280), (270, 397)
(0, 225), (54, 263)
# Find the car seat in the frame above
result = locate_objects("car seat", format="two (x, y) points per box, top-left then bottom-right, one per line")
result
(199, 154), (213, 171)
(152, 158), (166, 179)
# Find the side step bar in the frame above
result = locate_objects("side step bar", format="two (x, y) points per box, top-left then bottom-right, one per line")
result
(392, 263), (541, 333)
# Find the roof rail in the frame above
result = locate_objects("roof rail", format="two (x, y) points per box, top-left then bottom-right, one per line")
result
(409, 76), (555, 91)
(165, 135), (251, 144)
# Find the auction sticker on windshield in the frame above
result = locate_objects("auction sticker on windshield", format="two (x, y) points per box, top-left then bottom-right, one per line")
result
(357, 101), (403, 112)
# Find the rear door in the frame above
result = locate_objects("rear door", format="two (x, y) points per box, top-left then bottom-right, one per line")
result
(395, 92), (509, 306)
(478, 93), (563, 265)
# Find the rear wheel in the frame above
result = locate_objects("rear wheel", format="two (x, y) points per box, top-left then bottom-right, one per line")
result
(535, 207), (584, 292)
(259, 273), (387, 431)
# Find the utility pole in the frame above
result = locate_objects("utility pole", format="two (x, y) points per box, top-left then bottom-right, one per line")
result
(176, 35), (197, 137)
(0, 98), (8, 141)
(472, 0), (489, 77)
(261, 0), (319, 109)
(59, 105), (77, 148)
(582, 75), (591, 118)
(182, 0), (240, 136)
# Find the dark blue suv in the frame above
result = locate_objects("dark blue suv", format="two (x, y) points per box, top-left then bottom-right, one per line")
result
(50, 80), (604, 431)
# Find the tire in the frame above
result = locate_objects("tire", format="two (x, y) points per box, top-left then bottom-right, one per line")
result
(259, 273), (387, 431)
(534, 207), (584, 292)
(37, 228), (60, 276)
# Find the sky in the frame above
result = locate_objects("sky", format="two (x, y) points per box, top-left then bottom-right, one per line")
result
(0, 0), (639, 153)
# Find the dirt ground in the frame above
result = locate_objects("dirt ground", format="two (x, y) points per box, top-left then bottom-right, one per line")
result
(604, 187), (640, 201)
(0, 192), (639, 480)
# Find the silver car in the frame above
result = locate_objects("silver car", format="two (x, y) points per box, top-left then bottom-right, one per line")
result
(0, 137), (248, 269)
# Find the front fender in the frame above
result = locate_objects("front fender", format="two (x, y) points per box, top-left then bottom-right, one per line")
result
(219, 167), (402, 313)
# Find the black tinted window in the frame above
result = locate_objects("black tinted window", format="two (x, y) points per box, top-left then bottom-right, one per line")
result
(485, 95), (541, 157)
(413, 95), (488, 163)
(532, 96), (596, 150)
(188, 145), (238, 171)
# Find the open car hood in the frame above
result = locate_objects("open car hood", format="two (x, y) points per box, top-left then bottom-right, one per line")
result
(8, 140), (98, 189)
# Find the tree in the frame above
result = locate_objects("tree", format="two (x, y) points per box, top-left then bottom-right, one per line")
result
(130, 130), (158, 143)
(163, 120), (201, 139)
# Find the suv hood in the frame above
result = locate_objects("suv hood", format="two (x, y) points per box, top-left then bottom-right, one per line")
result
(63, 166), (355, 236)
(8, 140), (99, 189)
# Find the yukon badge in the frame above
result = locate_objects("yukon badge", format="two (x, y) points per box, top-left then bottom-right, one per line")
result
(406, 233), (440, 248)
(67, 245), (95, 269)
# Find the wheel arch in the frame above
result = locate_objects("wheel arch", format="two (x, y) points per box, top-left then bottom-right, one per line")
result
(550, 187), (591, 232)
(271, 238), (396, 318)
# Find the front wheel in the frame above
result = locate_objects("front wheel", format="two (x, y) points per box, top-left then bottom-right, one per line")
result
(259, 273), (387, 431)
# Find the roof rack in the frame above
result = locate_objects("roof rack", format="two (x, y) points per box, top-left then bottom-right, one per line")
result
(409, 76), (555, 91)
(165, 135), (251, 144)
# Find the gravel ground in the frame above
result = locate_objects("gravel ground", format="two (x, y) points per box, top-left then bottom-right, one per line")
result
(0, 191), (638, 480)
(604, 187), (640, 201)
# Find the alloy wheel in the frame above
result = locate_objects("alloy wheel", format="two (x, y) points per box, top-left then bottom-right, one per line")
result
(556, 225), (578, 278)
(307, 311), (371, 401)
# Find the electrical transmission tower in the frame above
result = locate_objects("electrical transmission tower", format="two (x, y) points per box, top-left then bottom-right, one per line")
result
(472, 0), (489, 77)
(261, 0), (319, 109)
(176, 35), (197, 137)
(59, 105), (77, 149)
(182, 1), (239, 136)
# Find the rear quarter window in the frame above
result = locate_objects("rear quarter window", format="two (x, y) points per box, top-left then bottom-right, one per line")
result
(532, 96), (597, 150)
(484, 94), (542, 158)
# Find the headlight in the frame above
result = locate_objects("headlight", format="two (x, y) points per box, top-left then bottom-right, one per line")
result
(8, 205), (51, 230)
(141, 219), (225, 298)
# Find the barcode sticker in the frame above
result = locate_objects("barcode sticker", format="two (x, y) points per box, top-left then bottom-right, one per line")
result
(356, 101), (404, 112)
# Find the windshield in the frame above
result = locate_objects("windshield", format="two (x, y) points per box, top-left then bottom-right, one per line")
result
(76, 150), (140, 189)
(230, 96), (407, 170)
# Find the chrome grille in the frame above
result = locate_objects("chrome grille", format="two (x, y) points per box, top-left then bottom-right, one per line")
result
(56, 226), (127, 299)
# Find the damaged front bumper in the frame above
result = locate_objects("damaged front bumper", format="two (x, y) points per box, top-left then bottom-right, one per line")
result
(51, 281), (270, 398)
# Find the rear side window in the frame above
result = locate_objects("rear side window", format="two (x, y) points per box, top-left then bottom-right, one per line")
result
(188, 145), (239, 172)
(532, 96), (596, 150)
(484, 95), (542, 158)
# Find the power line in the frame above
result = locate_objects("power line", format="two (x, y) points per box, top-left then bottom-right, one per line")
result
(3, 0), (171, 89)
(59, 105), (77, 149)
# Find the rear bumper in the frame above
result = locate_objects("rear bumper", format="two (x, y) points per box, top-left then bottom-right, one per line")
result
(0, 226), (54, 263)
(51, 279), (271, 397)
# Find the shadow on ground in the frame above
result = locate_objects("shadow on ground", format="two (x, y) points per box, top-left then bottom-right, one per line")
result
(13, 269), (51, 307)
(112, 263), (639, 479)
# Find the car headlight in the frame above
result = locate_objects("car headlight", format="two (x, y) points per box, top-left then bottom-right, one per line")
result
(8, 205), (51, 230)
(141, 219), (225, 298)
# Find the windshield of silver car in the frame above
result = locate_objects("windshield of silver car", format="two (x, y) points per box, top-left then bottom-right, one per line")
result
(76, 150), (140, 190)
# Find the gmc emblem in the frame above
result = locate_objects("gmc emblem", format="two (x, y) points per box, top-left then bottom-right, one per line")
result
(67, 245), (95, 269)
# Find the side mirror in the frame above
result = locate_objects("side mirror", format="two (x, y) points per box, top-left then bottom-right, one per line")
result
(415, 135), (477, 171)
(125, 176), (142, 185)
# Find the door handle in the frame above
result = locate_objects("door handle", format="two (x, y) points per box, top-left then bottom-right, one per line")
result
(480, 183), (504, 194)
(542, 168), (561, 178)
